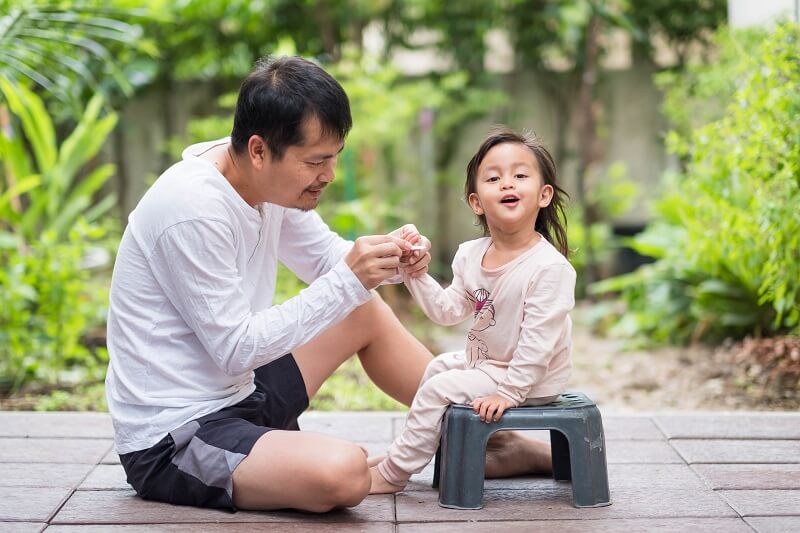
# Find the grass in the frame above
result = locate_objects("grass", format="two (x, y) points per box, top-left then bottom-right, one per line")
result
(310, 358), (406, 411)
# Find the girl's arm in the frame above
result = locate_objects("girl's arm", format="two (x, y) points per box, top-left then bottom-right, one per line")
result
(495, 263), (577, 405)
(402, 246), (473, 326)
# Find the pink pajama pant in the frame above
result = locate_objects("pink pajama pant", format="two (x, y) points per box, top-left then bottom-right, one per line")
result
(377, 351), (557, 486)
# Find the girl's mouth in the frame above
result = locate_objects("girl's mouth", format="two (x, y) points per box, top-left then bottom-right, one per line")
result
(500, 195), (519, 205)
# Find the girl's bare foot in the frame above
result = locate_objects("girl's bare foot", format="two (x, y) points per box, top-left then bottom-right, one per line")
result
(368, 466), (405, 494)
(484, 431), (552, 478)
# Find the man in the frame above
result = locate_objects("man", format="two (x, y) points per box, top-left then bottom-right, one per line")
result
(106, 55), (550, 514)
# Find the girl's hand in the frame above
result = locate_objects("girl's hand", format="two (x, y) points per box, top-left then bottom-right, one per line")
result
(389, 224), (432, 278)
(471, 394), (515, 423)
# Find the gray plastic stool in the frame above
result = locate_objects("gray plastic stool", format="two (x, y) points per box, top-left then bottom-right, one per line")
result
(432, 392), (611, 509)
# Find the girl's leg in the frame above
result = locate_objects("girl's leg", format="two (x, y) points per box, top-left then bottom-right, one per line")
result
(371, 367), (498, 493)
(419, 351), (466, 384)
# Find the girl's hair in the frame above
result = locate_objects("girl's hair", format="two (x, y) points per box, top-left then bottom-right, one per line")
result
(465, 126), (569, 258)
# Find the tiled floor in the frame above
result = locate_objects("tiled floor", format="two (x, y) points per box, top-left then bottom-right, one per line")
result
(1, 410), (798, 532)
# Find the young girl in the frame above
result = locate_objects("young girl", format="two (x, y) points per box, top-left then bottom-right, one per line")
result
(370, 127), (576, 493)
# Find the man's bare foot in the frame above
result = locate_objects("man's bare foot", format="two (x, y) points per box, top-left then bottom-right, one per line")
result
(484, 430), (552, 478)
(368, 466), (405, 494)
(367, 453), (385, 468)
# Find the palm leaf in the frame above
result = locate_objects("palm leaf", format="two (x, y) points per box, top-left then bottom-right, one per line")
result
(0, 3), (143, 102)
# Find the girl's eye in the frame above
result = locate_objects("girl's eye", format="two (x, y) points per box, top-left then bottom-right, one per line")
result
(487, 176), (499, 182)
(515, 174), (528, 179)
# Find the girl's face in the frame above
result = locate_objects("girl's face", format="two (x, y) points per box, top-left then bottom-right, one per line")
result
(468, 142), (553, 236)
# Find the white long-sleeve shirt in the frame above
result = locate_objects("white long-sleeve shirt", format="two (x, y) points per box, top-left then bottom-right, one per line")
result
(404, 236), (576, 404)
(105, 139), (372, 454)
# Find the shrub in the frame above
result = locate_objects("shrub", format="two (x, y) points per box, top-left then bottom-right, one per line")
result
(591, 22), (800, 344)
(0, 82), (119, 394)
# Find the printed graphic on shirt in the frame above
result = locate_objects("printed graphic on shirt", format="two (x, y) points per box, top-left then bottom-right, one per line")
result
(465, 288), (496, 366)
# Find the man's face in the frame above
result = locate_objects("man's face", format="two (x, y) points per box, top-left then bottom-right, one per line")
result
(261, 117), (344, 211)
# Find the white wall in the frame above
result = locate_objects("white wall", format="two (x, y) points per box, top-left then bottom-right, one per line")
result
(728, 0), (799, 28)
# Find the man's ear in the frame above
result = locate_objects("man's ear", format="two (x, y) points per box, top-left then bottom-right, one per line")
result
(539, 184), (554, 208)
(468, 192), (484, 215)
(248, 135), (268, 169)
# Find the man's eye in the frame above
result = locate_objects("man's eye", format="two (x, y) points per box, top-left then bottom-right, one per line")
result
(307, 160), (325, 166)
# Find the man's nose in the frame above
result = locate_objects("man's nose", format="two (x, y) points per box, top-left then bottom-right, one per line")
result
(319, 159), (337, 182)
(319, 168), (335, 183)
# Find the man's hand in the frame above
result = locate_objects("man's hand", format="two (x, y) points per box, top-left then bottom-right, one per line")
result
(471, 394), (516, 423)
(345, 235), (411, 290)
(389, 224), (432, 279)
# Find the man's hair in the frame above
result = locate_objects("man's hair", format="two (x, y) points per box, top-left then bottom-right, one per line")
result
(230, 56), (352, 160)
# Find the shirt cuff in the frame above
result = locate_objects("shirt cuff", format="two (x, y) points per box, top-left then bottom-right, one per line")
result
(495, 387), (523, 407)
(332, 259), (372, 304)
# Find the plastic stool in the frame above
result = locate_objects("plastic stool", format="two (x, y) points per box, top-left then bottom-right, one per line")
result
(432, 392), (611, 509)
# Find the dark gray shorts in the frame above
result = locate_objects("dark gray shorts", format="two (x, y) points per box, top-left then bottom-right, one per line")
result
(119, 354), (309, 511)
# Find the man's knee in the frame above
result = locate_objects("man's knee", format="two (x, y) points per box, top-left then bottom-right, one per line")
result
(318, 443), (370, 509)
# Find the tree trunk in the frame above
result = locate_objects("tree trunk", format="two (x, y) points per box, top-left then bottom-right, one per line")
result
(575, 13), (601, 289)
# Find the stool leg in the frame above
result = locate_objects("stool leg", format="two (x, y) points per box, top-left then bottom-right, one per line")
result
(432, 443), (441, 489)
(438, 409), (489, 509)
(550, 429), (571, 481)
(562, 407), (612, 507)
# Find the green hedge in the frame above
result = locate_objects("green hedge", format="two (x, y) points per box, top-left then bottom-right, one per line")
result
(591, 23), (800, 345)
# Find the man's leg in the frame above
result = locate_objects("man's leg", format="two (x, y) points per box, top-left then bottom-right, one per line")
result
(232, 430), (370, 512)
(231, 294), (432, 512)
(293, 292), (433, 404)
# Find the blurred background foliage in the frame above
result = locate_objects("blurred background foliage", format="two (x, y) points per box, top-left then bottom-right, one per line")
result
(591, 22), (800, 346)
(1, 0), (797, 410)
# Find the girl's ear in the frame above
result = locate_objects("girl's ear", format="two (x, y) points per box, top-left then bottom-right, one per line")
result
(539, 184), (554, 208)
(468, 192), (484, 215)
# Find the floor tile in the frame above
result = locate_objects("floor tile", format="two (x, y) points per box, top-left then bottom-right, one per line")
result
(607, 440), (684, 463)
(670, 440), (800, 464)
(51, 490), (394, 524)
(0, 439), (112, 464)
(693, 464), (800, 490)
(101, 449), (121, 464)
(44, 524), (395, 532)
(79, 464), (130, 490)
(0, 464), (93, 488)
(718, 490), (800, 517)
(0, 413), (113, 439)
(654, 414), (800, 440)
(414, 463), (708, 492)
(0, 523), (46, 533)
(603, 416), (665, 440)
(396, 486), (736, 522)
(607, 463), (706, 490)
(398, 518), (752, 532)
(299, 412), (396, 443)
(745, 516), (800, 533)
(0, 487), (71, 521)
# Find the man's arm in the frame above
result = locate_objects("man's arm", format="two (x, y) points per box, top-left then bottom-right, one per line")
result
(148, 218), (405, 376)
(277, 209), (352, 283)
